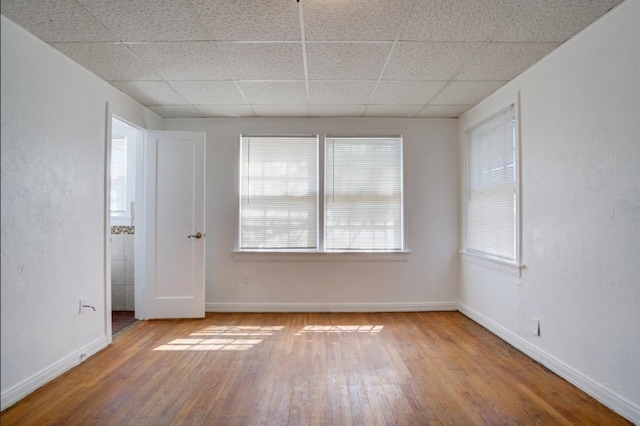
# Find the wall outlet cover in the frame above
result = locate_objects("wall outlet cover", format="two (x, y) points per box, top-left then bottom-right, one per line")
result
(531, 318), (540, 336)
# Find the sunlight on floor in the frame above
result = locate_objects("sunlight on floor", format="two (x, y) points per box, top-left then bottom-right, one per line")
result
(153, 324), (384, 351)
(153, 325), (285, 351)
(295, 325), (384, 335)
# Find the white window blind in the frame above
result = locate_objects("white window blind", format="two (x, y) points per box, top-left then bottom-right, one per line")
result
(240, 136), (318, 250)
(110, 138), (127, 213)
(467, 106), (516, 260)
(325, 137), (403, 251)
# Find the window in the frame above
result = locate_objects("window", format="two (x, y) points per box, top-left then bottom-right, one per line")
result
(466, 105), (517, 261)
(239, 136), (318, 250)
(110, 117), (139, 226)
(238, 135), (404, 252)
(325, 137), (403, 251)
(110, 137), (128, 214)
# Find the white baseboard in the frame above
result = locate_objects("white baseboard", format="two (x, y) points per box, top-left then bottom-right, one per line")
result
(206, 301), (458, 313)
(1, 335), (108, 411)
(458, 303), (640, 425)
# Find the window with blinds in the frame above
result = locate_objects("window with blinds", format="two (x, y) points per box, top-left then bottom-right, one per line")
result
(110, 138), (127, 213)
(239, 136), (318, 250)
(325, 137), (403, 251)
(467, 105), (516, 260)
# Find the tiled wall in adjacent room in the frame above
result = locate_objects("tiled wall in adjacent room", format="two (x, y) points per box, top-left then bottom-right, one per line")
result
(111, 226), (134, 311)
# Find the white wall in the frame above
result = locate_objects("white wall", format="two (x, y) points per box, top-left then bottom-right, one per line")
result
(163, 117), (460, 312)
(458, 0), (640, 422)
(0, 16), (162, 410)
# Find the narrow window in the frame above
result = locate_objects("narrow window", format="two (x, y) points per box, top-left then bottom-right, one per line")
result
(467, 106), (516, 260)
(110, 137), (128, 214)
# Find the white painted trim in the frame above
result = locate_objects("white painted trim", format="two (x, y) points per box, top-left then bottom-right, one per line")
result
(458, 304), (640, 425)
(206, 302), (457, 312)
(460, 250), (524, 277)
(232, 251), (411, 262)
(0, 336), (108, 411)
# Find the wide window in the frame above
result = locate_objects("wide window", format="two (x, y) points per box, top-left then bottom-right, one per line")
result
(238, 135), (404, 252)
(466, 105), (517, 261)
(239, 136), (318, 250)
(325, 137), (403, 251)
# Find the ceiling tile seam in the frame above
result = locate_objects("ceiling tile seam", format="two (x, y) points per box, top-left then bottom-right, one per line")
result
(71, 0), (121, 44)
(115, 44), (191, 106)
(185, 0), (257, 117)
(70, 0), (194, 109)
(209, 42), (256, 115)
(364, 0), (422, 118)
(416, 0), (529, 117)
(298, 1), (311, 116)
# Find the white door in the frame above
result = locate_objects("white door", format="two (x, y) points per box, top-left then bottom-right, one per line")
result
(142, 131), (206, 319)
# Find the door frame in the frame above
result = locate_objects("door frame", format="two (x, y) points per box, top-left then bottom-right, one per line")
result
(104, 104), (148, 342)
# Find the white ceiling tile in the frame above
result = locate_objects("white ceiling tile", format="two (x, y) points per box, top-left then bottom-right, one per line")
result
(148, 105), (204, 118)
(431, 81), (507, 105)
(309, 82), (376, 105)
(1, 0), (116, 42)
(76, 0), (208, 42)
(383, 42), (480, 80)
(195, 105), (256, 118)
(309, 105), (366, 117)
(252, 105), (310, 117)
(304, 0), (415, 41)
(191, 0), (301, 41)
(401, 0), (514, 42)
(417, 105), (472, 118)
(111, 81), (187, 106)
(239, 82), (308, 105)
(364, 105), (424, 117)
(169, 81), (247, 105)
(493, 0), (623, 42)
(7, 0), (618, 119)
(218, 43), (304, 80)
(457, 42), (559, 80)
(306, 43), (391, 80)
(127, 42), (230, 80)
(51, 43), (160, 81)
(371, 81), (447, 104)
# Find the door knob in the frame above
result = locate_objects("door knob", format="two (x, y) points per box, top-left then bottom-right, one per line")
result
(188, 232), (204, 239)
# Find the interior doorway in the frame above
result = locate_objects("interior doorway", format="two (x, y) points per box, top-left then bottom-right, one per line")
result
(109, 116), (143, 333)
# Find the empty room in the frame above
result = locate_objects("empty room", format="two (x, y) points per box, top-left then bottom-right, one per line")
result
(1, 0), (638, 424)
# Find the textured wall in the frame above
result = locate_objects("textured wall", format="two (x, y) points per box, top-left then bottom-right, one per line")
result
(458, 0), (640, 421)
(1, 16), (161, 408)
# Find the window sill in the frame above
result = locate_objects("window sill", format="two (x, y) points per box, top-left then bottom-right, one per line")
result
(111, 215), (133, 226)
(460, 250), (524, 278)
(232, 251), (411, 262)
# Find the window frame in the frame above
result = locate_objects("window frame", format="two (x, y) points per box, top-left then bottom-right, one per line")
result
(234, 134), (409, 259)
(461, 101), (524, 277)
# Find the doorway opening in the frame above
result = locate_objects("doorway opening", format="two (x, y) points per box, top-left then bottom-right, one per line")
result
(110, 116), (142, 334)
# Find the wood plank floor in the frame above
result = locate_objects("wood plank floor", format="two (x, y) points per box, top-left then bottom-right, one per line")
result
(1, 312), (630, 425)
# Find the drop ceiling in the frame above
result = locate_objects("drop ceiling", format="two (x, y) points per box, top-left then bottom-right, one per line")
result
(1, 0), (623, 118)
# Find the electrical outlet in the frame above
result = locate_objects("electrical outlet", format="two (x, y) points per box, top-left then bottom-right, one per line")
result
(531, 318), (540, 336)
(242, 273), (251, 285)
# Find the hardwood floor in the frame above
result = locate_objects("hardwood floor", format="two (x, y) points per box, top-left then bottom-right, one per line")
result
(1, 312), (630, 425)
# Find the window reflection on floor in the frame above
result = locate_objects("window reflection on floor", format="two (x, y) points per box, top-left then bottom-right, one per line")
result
(295, 325), (383, 335)
(153, 325), (285, 351)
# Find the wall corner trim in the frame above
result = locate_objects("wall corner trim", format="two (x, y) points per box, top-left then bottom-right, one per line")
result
(1, 336), (109, 411)
(458, 303), (640, 424)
